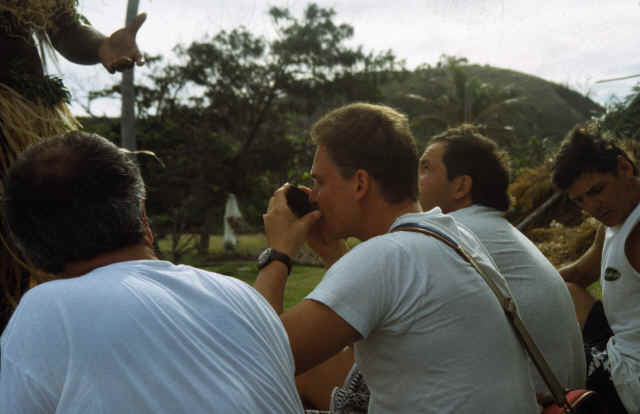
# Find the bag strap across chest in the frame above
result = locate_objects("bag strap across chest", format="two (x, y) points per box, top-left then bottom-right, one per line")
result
(392, 223), (572, 411)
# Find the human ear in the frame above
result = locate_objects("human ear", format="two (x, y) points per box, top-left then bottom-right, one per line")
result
(353, 169), (370, 200)
(452, 175), (472, 200)
(617, 155), (635, 178)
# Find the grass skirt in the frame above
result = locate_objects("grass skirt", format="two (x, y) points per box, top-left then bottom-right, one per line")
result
(0, 82), (80, 330)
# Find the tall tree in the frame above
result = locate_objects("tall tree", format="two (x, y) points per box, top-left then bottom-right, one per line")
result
(91, 3), (401, 258)
(601, 83), (640, 141)
(397, 55), (522, 148)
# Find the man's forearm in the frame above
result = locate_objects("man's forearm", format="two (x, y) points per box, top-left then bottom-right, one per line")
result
(254, 261), (289, 314)
(49, 15), (105, 65)
(559, 225), (604, 288)
(559, 263), (599, 288)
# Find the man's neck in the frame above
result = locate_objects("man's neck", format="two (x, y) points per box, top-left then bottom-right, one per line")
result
(357, 199), (422, 241)
(615, 178), (640, 227)
(440, 197), (473, 214)
(62, 243), (158, 278)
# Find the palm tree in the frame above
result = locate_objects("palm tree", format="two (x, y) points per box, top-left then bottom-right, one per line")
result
(407, 55), (523, 147)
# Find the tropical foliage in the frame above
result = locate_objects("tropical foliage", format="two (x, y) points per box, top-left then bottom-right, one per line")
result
(81, 3), (617, 262)
(87, 3), (402, 260)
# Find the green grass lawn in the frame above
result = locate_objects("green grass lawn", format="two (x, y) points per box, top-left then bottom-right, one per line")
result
(162, 232), (597, 309)
(202, 261), (326, 310)
(157, 233), (269, 262)
(157, 233), (327, 310)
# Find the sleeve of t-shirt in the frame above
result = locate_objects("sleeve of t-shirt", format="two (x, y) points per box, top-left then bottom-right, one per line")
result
(209, 276), (304, 412)
(306, 237), (412, 338)
(0, 355), (56, 414)
(221, 276), (298, 375)
(0, 288), (61, 414)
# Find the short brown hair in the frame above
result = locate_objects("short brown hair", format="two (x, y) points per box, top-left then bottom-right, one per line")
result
(552, 123), (637, 190)
(429, 124), (511, 211)
(311, 103), (418, 203)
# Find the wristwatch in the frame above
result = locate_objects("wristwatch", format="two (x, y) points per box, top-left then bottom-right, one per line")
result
(257, 248), (292, 275)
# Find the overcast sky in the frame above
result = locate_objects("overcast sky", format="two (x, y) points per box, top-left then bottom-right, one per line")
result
(53, 0), (640, 117)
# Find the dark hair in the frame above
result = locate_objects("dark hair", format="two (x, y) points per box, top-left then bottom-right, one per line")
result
(429, 124), (511, 211)
(3, 131), (147, 273)
(311, 102), (418, 203)
(552, 123), (637, 190)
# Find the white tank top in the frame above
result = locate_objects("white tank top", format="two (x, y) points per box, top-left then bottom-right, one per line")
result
(601, 203), (640, 412)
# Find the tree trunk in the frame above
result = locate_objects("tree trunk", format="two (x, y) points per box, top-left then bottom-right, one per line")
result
(516, 191), (563, 231)
(199, 215), (212, 255)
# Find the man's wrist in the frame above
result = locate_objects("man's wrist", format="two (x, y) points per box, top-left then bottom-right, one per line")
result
(261, 260), (290, 279)
(257, 248), (292, 275)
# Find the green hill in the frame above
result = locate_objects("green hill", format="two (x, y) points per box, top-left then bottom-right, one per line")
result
(381, 61), (604, 153)
(466, 64), (603, 139)
(80, 61), (606, 169)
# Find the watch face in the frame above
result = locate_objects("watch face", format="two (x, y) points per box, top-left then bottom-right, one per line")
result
(257, 248), (273, 268)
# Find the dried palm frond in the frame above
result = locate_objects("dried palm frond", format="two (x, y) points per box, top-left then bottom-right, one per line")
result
(527, 217), (598, 267)
(0, 0), (79, 37)
(0, 83), (79, 327)
(509, 162), (554, 215)
(0, 83), (80, 174)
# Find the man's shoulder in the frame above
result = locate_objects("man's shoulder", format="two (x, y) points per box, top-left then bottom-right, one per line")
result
(450, 204), (507, 229)
(1, 279), (71, 349)
(19, 276), (81, 304)
(151, 262), (262, 298)
(356, 228), (439, 259)
(322, 234), (420, 286)
(625, 220), (640, 273)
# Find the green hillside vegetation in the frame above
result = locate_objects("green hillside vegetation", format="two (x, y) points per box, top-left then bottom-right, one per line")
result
(465, 65), (602, 140)
(381, 57), (603, 159)
(80, 56), (604, 235)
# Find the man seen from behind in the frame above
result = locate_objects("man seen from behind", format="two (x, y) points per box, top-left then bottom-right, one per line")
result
(0, 131), (304, 414)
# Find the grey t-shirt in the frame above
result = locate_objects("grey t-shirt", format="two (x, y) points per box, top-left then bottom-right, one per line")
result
(450, 205), (586, 393)
(307, 210), (538, 414)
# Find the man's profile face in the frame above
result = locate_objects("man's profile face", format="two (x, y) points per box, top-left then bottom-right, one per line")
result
(567, 160), (635, 227)
(309, 145), (358, 239)
(418, 142), (457, 213)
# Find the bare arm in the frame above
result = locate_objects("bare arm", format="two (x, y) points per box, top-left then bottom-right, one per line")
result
(253, 249), (360, 375)
(283, 300), (361, 375)
(625, 221), (640, 273)
(296, 346), (354, 410)
(559, 224), (605, 287)
(253, 250), (360, 375)
(253, 260), (290, 315)
(48, 11), (104, 65)
(253, 184), (322, 312)
(254, 184), (361, 374)
(48, 11), (146, 73)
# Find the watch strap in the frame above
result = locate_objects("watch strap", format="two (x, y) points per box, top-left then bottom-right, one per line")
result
(258, 248), (292, 275)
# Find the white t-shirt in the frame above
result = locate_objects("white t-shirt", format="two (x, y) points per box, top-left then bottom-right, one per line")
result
(450, 205), (586, 393)
(0, 260), (304, 414)
(307, 210), (538, 414)
(602, 203), (640, 413)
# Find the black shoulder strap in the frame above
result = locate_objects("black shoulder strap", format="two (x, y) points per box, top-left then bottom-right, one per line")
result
(392, 223), (571, 410)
